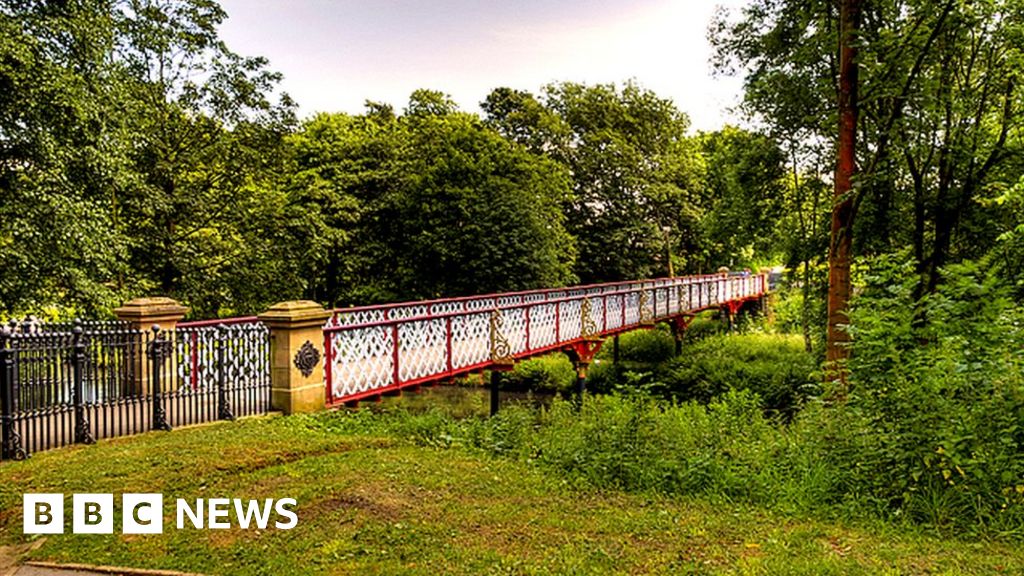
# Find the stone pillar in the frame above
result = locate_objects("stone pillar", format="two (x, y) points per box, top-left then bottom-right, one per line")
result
(258, 301), (331, 415)
(114, 297), (190, 395)
(114, 297), (190, 332)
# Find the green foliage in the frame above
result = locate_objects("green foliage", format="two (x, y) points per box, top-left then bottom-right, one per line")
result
(661, 333), (818, 419)
(287, 98), (577, 305)
(684, 311), (729, 341)
(713, 0), (1024, 288)
(503, 354), (576, 394)
(843, 255), (1024, 537)
(484, 82), (707, 282)
(697, 127), (788, 268)
(0, 0), (295, 318)
(607, 326), (677, 364)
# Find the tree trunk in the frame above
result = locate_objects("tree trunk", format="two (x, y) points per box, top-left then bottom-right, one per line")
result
(826, 0), (861, 386)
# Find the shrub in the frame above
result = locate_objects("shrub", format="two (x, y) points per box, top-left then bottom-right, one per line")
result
(661, 333), (818, 419)
(683, 311), (727, 341)
(843, 255), (1024, 538)
(466, 391), (844, 514)
(503, 354), (576, 393)
(599, 325), (677, 364)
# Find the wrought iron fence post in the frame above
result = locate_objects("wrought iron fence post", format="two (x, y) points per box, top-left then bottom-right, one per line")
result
(1, 325), (26, 460)
(72, 320), (95, 445)
(217, 324), (234, 421)
(148, 326), (172, 431)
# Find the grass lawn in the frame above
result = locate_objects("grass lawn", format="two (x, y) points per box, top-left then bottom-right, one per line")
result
(1, 408), (1022, 575)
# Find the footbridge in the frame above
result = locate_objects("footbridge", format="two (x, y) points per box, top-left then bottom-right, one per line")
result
(323, 273), (767, 410)
(2, 272), (766, 460)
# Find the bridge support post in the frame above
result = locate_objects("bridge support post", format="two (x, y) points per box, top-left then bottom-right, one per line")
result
(670, 315), (693, 356)
(721, 301), (744, 332)
(258, 301), (331, 415)
(490, 370), (501, 417)
(612, 335), (620, 364)
(565, 338), (603, 407)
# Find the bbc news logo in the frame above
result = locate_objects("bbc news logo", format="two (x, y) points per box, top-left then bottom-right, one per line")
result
(24, 494), (298, 534)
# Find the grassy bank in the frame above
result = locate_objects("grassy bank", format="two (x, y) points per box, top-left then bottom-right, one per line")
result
(1, 408), (1022, 575)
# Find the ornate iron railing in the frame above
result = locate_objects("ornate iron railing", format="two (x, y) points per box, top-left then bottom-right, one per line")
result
(1, 318), (270, 460)
(324, 273), (766, 405)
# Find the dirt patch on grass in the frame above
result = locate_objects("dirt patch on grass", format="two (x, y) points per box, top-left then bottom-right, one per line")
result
(303, 493), (405, 523)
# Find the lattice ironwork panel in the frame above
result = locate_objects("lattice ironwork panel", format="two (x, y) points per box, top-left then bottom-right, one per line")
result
(327, 309), (386, 329)
(222, 324), (269, 387)
(559, 299), (582, 342)
(667, 284), (680, 315)
(429, 301), (465, 316)
(624, 292), (640, 325)
(464, 298), (496, 312)
(330, 325), (394, 399)
(679, 284), (692, 312)
(497, 295), (523, 308)
(523, 293), (547, 304)
(176, 329), (216, 391)
(606, 294), (623, 330)
(398, 318), (446, 383)
(585, 297), (604, 335)
(389, 305), (428, 321)
(498, 308), (528, 355)
(652, 287), (664, 319)
(528, 303), (557, 349)
(451, 312), (489, 369)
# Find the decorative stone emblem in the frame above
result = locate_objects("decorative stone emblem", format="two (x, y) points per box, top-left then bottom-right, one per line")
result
(293, 340), (320, 377)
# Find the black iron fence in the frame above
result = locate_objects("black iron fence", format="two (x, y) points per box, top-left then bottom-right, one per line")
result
(0, 319), (271, 460)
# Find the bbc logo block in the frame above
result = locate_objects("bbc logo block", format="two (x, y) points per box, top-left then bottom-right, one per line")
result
(24, 493), (163, 534)
(23, 494), (296, 534)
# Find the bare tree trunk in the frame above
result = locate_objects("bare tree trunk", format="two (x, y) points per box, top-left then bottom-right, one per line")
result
(826, 0), (861, 388)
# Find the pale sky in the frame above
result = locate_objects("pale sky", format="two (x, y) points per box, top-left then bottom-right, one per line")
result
(215, 0), (749, 132)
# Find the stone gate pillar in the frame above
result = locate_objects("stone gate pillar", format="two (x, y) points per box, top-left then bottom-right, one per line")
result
(114, 297), (190, 332)
(114, 297), (190, 395)
(258, 301), (331, 414)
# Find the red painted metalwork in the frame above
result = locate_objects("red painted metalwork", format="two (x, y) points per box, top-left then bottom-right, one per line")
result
(323, 329), (334, 405)
(323, 273), (768, 406)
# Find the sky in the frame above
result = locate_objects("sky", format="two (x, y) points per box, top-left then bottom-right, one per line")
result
(215, 0), (750, 132)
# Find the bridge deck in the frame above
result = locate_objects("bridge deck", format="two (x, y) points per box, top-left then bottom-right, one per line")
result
(324, 273), (766, 405)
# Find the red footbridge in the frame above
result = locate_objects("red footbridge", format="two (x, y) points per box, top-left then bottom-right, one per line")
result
(323, 273), (768, 408)
(1, 272), (767, 460)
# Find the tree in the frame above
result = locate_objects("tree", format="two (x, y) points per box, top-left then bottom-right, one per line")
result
(283, 109), (400, 305)
(827, 0), (861, 374)
(697, 127), (788, 269)
(712, 0), (1024, 365)
(285, 93), (576, 305)
(113, 0), (296, 315)
(0, 0), (295, 318)
(486, 82), (705, 282)
(386, 97), (576, 298)
(0, 0), (142, 316)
